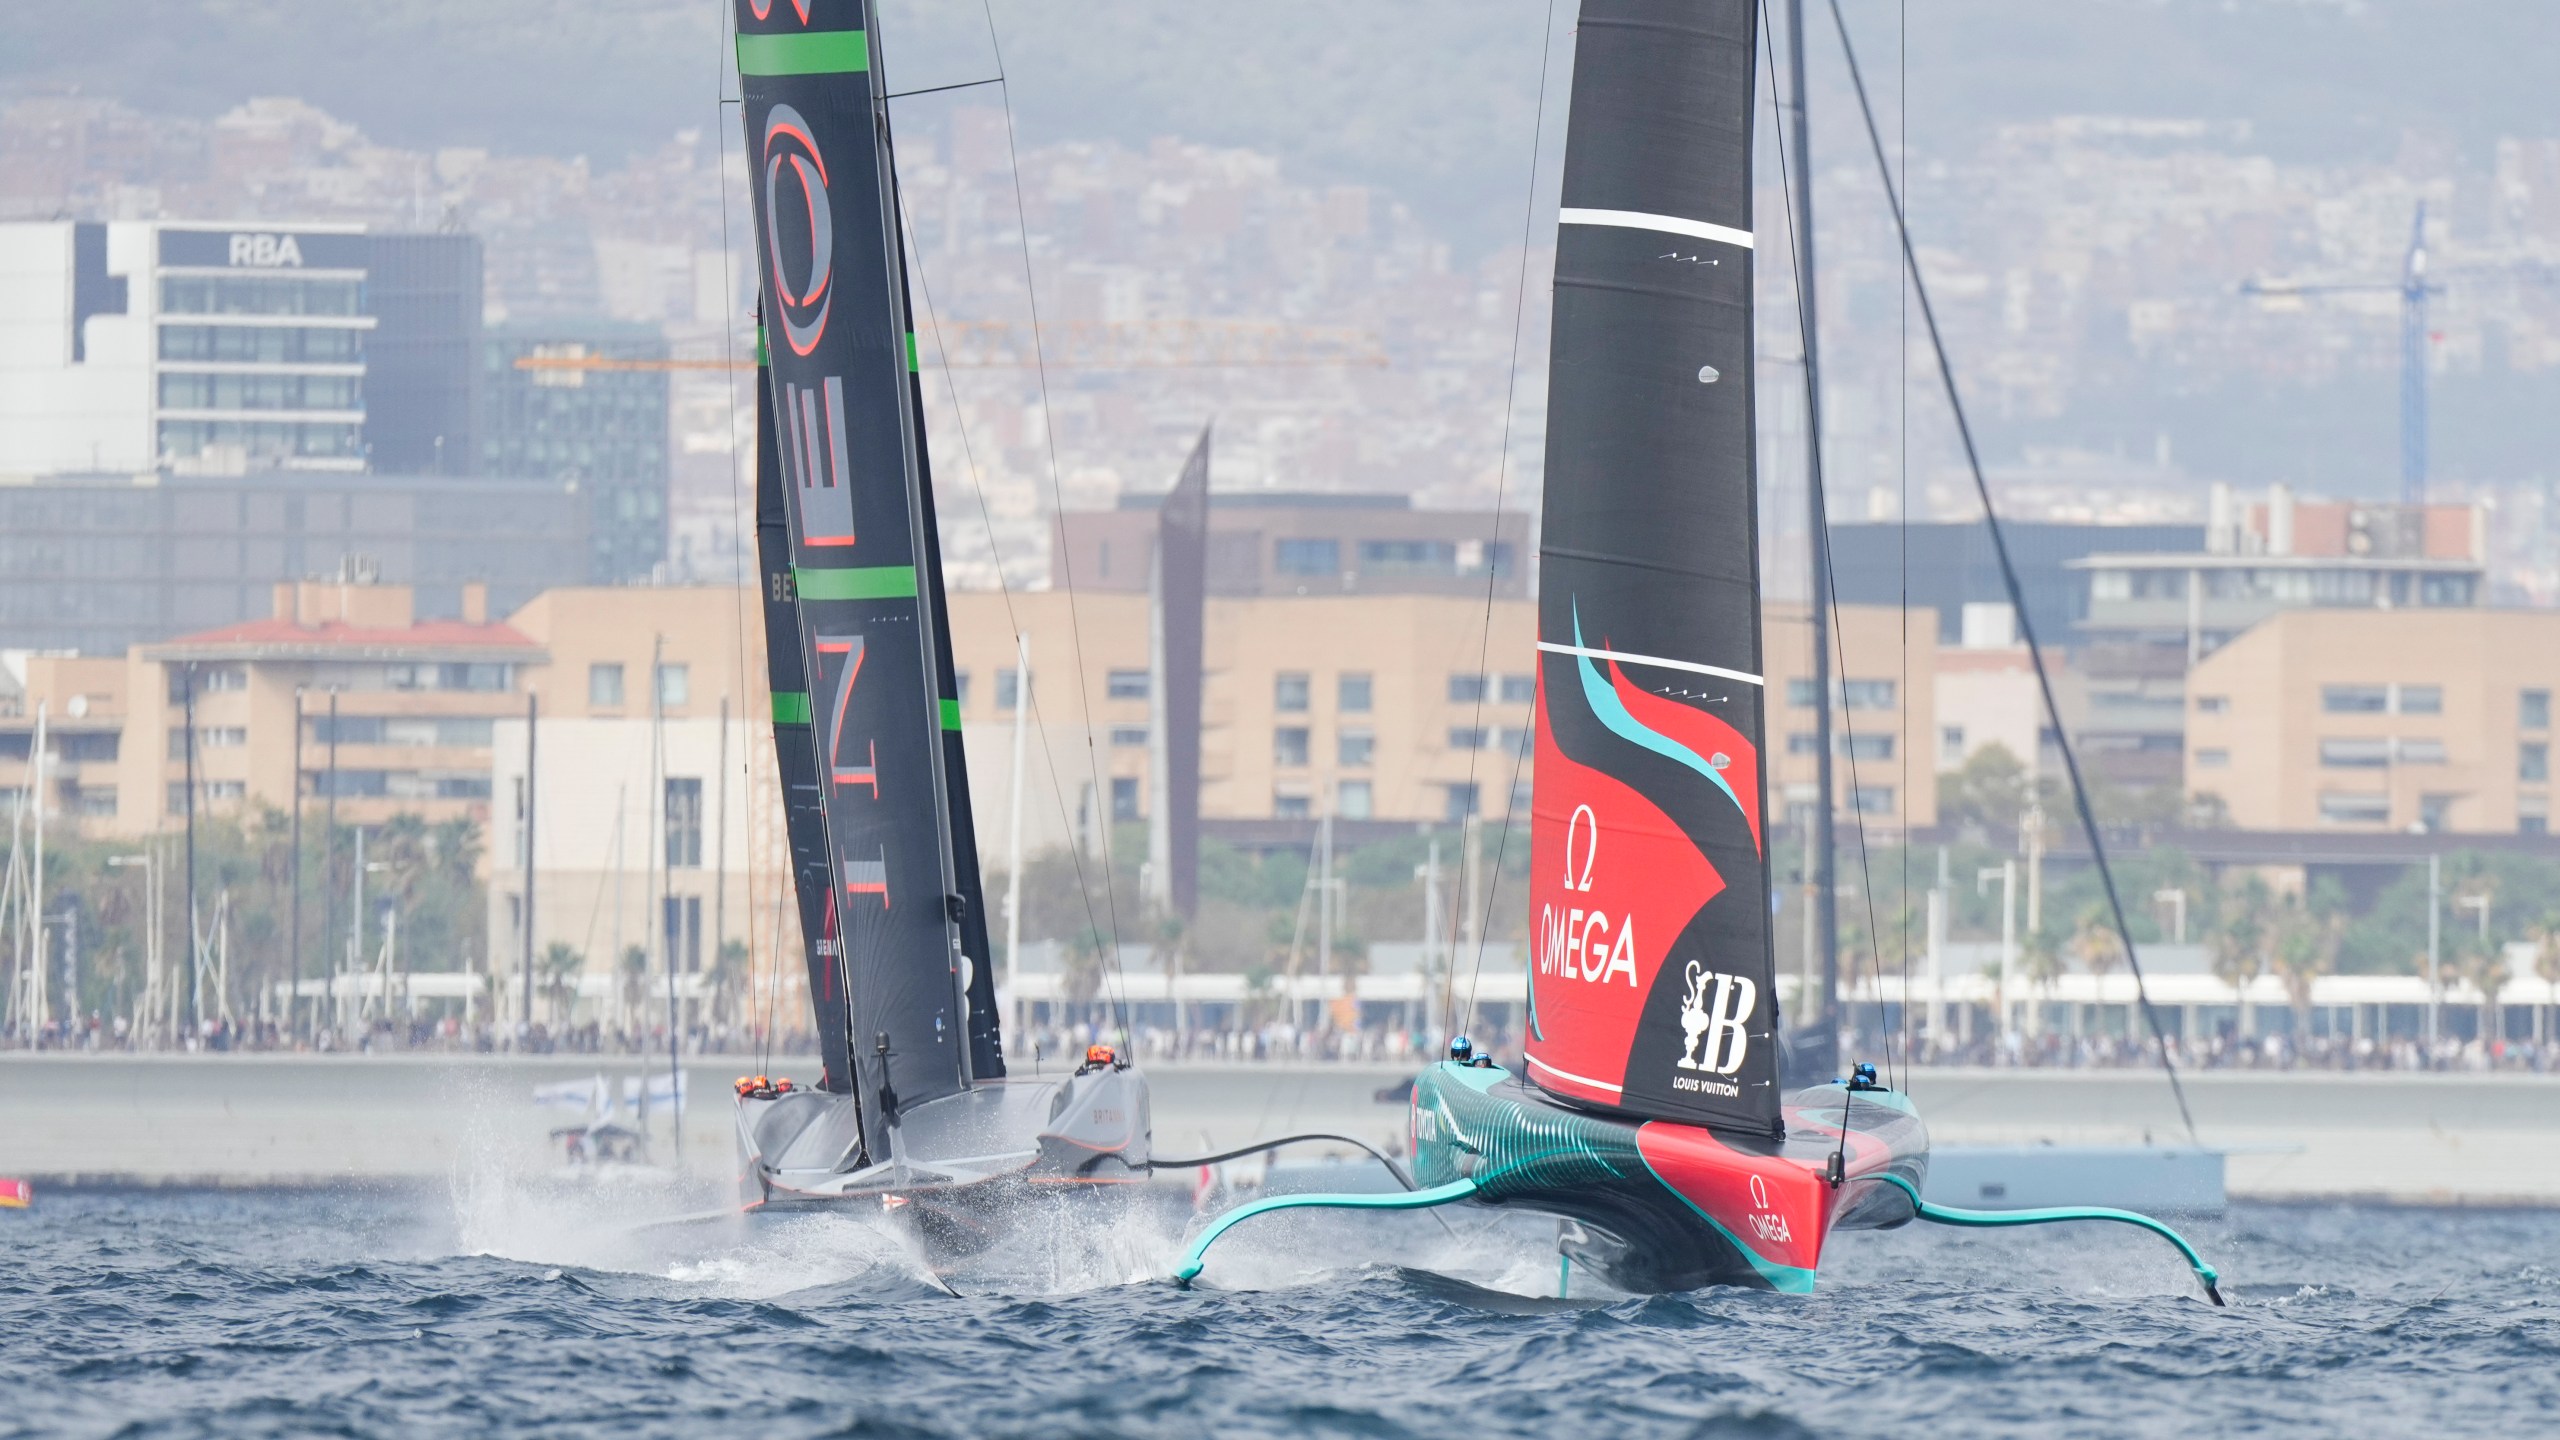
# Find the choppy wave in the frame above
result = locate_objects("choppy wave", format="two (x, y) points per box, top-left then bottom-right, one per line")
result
(3, 1188), (2557, 1438)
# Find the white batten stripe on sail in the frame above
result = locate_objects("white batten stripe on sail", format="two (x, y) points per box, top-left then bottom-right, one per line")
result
(1536, 640), (1763, 687)
(1558, 207), (1754, 250)
(1527, 1052), (1625, 1094)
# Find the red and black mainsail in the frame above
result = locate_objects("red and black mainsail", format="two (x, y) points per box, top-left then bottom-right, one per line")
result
(1526, 0), (1781, 1137)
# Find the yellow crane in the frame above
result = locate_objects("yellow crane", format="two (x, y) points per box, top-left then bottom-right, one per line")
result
(512, 319), (1387, 374)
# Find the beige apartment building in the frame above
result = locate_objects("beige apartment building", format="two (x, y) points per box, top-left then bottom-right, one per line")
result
(1761, 601), (1938, 835)
(941, 590), (1538, 847)
(0, 654), (129, 822)
(128, 580), (539, 834)
(2184, 608), (2560, 834)
(941, 591), (1934, 843)
(486, 585), (775, 1013)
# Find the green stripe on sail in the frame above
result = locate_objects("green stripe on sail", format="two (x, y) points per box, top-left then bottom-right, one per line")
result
(939, 698), (961, 730)
(755, 327), (769, 366)
(906, 331), (919, 372)
(735, 30), (868, 76)
(794, 565), (917, 600)
(771, 691), (811, 725)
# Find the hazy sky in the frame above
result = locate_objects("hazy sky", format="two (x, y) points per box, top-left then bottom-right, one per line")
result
(6, 1), (2552, 256)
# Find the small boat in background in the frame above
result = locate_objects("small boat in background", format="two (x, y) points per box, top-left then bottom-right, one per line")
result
(534, 1074), (682, 1169)
(1, 1178), (29, 1209)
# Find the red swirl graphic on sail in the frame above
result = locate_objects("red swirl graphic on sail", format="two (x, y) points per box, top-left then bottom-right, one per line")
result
(1526, 655), (1721, 1106)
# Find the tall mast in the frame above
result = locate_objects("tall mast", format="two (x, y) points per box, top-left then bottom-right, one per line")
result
(28, 701), (45, 1031)
(181, 667), (197, 1037)
(521, 690), (537, 1031)
(323, 690), (338, 1044)
(1004, 632), (1030, 1042)
(290, 689), (303, 1044)
(1785, 0), (1839, 1054)
(654, 633), (680, 1154)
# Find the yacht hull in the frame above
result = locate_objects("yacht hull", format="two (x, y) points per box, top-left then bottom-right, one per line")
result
(734, 1064), (1151, 1262)
(1409, 1061), (1927, 1293)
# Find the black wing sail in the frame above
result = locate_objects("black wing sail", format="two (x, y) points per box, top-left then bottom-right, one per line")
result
(755, 329), (860, 1099)
(1524, 0), (1782, 1136)
(735, 0), (973, 1153)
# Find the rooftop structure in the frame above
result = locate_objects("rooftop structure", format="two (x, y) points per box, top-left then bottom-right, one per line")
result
(1827, 519), (2205, 647)
(2071, 484), (2488, 789)
(1052, 492), (1530, 600)
(0, 468), (591, 656)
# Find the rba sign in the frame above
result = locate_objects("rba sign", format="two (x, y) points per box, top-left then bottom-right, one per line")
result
(227, 234), (304, 268)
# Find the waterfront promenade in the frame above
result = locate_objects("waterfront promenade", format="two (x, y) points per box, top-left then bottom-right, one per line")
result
(3, 1054), (2555, 1204)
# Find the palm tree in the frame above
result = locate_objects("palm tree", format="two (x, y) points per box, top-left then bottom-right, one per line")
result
(2210, 876), (2274, 1041)
(2530, 912), (2560, 1050)
(1063, 926), (1110, 1021)
(617, 943), (651, 1036)
(1148, 908), (1187, 1042)
(2451, 928), (2511, 1054)
(2017, 930), (2064, 1038)
(2066, 903), (2121, 1042)
(2269, 893), (2340, 1056)
(709, 938), (749, 1030)
(540, 941), (584, 1026)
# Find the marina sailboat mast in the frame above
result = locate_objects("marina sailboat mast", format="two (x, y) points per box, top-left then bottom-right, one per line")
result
(734, 0), (1000, 1165)
(1527, 0), (1781, 1136)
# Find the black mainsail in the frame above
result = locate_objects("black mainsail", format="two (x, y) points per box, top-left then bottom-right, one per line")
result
(1525, 0), (1781, 1136)
(735, 0), (991, 1157)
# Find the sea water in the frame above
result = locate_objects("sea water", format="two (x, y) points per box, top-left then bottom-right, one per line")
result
(4, 1185), (2556, 1437)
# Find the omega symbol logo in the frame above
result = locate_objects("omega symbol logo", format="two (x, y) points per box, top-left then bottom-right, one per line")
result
(1564, 804), (1598, 892)
(1748, 1173), (1770, 1210)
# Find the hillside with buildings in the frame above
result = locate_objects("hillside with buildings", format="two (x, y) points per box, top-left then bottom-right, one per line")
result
(5, 2), (2560, 1063)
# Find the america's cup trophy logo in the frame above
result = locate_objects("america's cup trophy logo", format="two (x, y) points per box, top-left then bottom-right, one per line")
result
(1676, 959), (1755, 1075)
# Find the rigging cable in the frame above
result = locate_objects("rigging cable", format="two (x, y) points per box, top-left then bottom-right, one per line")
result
(1758, 0), (1899, 1096)
(888, 154), (1129, 1051)
(1826, 0), (2201, 1145)
(1453, 0), (1562, 1049)
(974, 0), (1135, 1050)
(1895, 0), (1915, 1086)
(1148, 1133), (1462, 1241)
(710, 0), (778, 1080)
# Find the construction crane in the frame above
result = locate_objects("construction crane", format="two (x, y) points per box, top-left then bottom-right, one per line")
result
(512, 319), (1387, 375)
(2242, 201), (2560, 504)
(2241, 202), (2438, 504)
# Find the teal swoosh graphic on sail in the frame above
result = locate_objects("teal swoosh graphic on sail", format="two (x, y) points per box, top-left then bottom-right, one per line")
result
(1569, 603), (1748, 824)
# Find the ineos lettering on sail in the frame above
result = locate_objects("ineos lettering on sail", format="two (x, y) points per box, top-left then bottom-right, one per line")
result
(814, 634), (879, 796)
